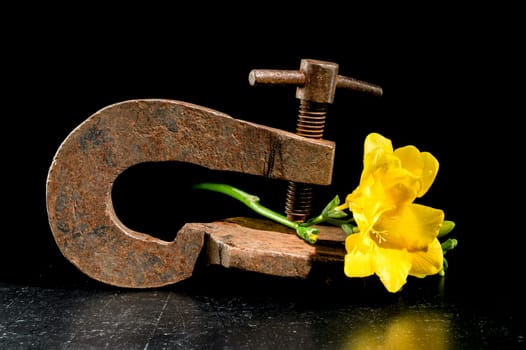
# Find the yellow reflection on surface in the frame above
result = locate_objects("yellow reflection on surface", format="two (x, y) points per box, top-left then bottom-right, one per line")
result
(344, 309), (451, 350)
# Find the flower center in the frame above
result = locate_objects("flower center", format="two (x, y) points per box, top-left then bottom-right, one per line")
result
(370, 229), (388, 245)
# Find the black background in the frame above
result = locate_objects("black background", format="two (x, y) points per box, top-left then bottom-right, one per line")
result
(3, 4), (522, 317)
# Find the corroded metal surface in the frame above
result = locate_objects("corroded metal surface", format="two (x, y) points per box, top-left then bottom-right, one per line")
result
(204, 217), (346, 278)
(46, 99), (335, 288)
(249, 59), (383, 102)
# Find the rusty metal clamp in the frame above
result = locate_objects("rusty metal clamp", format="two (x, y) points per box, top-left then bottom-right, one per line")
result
(46, 99), (336, 288)
(46, 59), (382, 289)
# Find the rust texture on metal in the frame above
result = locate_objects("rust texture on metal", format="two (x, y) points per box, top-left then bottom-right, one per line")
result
(203, 217), (346, 278)
(46, 99), (336, 288)
(248, 59), (383, 101)
(249, 59), (383, 222)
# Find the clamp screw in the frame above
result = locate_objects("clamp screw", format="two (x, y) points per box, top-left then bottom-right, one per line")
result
(249, 58), (382, 222)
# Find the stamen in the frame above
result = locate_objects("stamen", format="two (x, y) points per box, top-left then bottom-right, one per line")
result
(371, 230), (388, 244)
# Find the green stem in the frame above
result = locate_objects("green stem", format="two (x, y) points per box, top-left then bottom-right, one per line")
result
(193, 183), (297, 230)
(193, 182), (318, 243)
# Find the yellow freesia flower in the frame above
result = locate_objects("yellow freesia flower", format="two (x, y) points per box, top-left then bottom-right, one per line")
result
(338, 133), (445, 293)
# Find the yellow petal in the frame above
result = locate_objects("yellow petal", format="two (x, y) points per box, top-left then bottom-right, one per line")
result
(374, 247), (412, 293)
(418, 152), (439, 197)
(374, 204), (444, 250)
(348, 194), (387, 232)
(394, 145), (423, 174)
(364, 150), (400, 179)
(344, 233), (374, 277)
(381, 168), (420, 206)
(364, 132), (393, 157)
(362, 135), (399, 181)
(394, 146), (439, 198)
(409, 238), (444, 277)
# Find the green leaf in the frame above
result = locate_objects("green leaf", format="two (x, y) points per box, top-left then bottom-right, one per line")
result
(326, 208), (348, 219)
(321, 195), (341, 217)
(438, 220), (456, 237)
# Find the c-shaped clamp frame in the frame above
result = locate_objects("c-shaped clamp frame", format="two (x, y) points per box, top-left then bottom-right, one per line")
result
(46, 99), (342, 288)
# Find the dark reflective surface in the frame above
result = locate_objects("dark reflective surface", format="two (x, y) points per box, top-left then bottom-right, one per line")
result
(1, 264), (524, 349)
